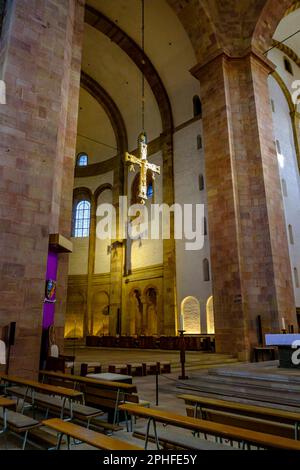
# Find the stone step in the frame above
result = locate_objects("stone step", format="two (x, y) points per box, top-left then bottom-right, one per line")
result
(197, 373), (300, 393)
(209, 365), (300, 385)
(176, 375), (300, 407)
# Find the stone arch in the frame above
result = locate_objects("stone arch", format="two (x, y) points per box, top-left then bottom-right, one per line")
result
(144, 286), (158, 336)
(206, 296), (215, 334)
(65, 290), (85, 338)
(252, 0), (298, 54)
(92, 290), (110, 336)
(81, 72), (128, 154)
(94, 183), (113, 203)
(166, 0), (220, 63)
(270, 72), (300, 169)
(127, 288), (143, 336)
(181, 296), (201, 334)
(85, 5), (173, 133)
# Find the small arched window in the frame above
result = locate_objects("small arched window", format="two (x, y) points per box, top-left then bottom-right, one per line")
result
(131, 171), (154, 204)
(284, 57), (293, 75)
(74, 200), (91, 237)
(77, 153), (88, 167)
(147, 181), (154, 199)
(199, 174), (204, 191)
(204, 217), (207, 236)
(193, 95), (202, 117)
(197, 134), (202, 149)
(203, 258), (210, 282)
(282, 178), (288, 197)
(288, 224), (294, 245)
(294, 267), (300, 288)
(276, 139), (281, 154)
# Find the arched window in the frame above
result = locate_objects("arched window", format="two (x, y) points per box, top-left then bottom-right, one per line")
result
(193, 95), (202, 117)
(281, 178), (288, 197)
(199, 174), (204, 191)
(203, 258), (210, 282)
(288, 224), (294, 245)
(147, 181), (154, 199)
(276, 139), (281, 154)
(270, 99), (275, 113)
(77, 153), (88, 167)
(131, 171), (154, 204)
(74, 200), (91, 237)
(284, 57), (293, 75)
(197, 134), (202, 149)
(204, 217), (207, 236)
(294, 267), (300, 288)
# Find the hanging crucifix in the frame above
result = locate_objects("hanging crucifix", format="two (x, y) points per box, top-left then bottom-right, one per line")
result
(125, 132), (160, 204)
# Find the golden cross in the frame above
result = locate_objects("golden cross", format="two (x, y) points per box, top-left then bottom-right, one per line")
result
(125, 132), (160, 204)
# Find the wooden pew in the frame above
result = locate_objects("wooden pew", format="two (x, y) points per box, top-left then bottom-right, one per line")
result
(178, 393), (300, 440)
(39, 370), (140, 428)
(0, 396), (40, 449)
(0, 374), (83, 420)
(119, 403), (300, 450)
(43, 418), (142, 450)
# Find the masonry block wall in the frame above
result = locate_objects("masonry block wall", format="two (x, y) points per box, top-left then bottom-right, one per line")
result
(0, 0), (84, 377)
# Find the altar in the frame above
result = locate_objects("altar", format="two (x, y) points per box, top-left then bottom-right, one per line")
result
(265, 334), (300, 369)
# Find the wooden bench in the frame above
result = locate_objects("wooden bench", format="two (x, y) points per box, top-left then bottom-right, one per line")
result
(178, 393), (300, 440)
(42, 418), (142, 450)
(39, 370), (141, 428)
(0, 397), (40, 449)
(0, 374), (83, 420)
(119, 403), (300, 450)
(133, 425), (240, 450)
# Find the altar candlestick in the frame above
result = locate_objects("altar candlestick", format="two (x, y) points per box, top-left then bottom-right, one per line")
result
(282, 317), (286, 331)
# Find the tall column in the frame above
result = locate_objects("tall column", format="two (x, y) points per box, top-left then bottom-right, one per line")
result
(109, 162), (124, 335)
(0, 0), (84, 376)
(86, 196), (96, 336)
(191, 50), (296, 360)
(161, 133), (177, 335)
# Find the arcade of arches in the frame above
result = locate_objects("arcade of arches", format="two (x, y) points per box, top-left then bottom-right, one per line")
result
(1, 0), (300, 378)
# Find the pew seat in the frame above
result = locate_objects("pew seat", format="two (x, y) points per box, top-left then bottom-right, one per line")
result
(42, 418), (142, 450)
(0, 408), (40, 449)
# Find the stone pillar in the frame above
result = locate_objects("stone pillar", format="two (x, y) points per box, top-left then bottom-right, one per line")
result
(86, 195), (96, 336)
(161, 133), (177, 335)
(109, 162), (124, 335)
(191, 50), (296, 360)
(0, 0), (84, 377)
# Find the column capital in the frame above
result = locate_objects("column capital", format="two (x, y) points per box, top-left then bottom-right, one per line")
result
(190, 46), (276, 79)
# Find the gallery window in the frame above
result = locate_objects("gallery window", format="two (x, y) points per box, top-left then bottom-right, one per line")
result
(203, 258), (210, 282)
(288, 224), (294, 245)
(73, 200), (91, 238)
(281, 178), (288, 197)
(197, 134), (202, 150)
(77, 153), (88, 167)
(294, 267), (300, 288)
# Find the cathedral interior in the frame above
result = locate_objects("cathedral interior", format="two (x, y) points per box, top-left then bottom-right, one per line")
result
(1, 0), (300, 454)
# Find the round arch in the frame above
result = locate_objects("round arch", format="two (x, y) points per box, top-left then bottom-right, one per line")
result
(181, 296), (201, 334)
(85, 5), (173, 133)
